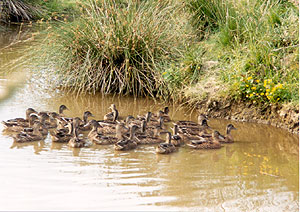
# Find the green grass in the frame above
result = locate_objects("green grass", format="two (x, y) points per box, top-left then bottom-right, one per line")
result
(19, 0), (298, 108)
(180, 0), (299, 106)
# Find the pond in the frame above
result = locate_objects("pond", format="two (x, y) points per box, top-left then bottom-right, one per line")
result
(0, 27), (298, 211)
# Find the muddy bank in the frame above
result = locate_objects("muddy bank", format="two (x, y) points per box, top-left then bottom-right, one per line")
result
(193, 98), (299, 134)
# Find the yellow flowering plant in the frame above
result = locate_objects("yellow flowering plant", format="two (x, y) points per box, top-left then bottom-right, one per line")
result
(238, 75), (290, 104)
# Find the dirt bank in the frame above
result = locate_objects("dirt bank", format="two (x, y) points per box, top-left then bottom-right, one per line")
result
(193, 98), (299, 134)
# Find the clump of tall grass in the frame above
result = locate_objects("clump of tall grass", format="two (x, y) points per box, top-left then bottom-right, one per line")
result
(36, 0), (190, 96)
(0, 0), (41, 22)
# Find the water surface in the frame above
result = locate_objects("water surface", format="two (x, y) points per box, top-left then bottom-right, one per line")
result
(0, 27), (298, 211)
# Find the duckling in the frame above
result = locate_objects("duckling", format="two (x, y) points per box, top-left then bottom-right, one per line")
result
(90, 121), (125, 145)
(170, 124), (183, 147)
(13, 121), (45, 143)
(186, 131), (222, 149)
(156, 131), (176, 154)
(219, 124), (237, 143)
(104, 104), (119, 121)
(2, 114), (39, 132)
(50, 122), (73, 143)
(3, 108), (37, 126)
(114, 125), (139, 151)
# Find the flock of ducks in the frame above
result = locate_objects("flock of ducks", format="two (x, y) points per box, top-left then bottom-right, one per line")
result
(2, 104), (237, 154)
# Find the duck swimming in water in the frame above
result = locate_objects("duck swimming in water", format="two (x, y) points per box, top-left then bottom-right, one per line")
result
(104, 104), (119, 121)
(186, 130), (222, 149)
(13, 121), (45, 143)
(114, 125), (139, 151)
(219, 124), (237, 143)
(156, 131), (177, 154)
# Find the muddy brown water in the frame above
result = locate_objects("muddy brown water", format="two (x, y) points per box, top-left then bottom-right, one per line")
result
(0, 27), (298, 211)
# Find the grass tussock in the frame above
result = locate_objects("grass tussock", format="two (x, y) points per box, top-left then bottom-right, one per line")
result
(36, 0), (191, 96)
(0, 0), (77, 23)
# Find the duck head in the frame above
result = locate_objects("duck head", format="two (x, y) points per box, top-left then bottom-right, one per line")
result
(26, 108), (37, 120)
(59, 105), (68, 115)
(83, 111), (94, 123)
(163, 107), (169, 115)
(226, 124), (237, 134)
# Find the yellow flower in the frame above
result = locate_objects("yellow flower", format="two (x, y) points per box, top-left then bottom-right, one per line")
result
(246, 95), (249, 97)
(246, 85), (249, 87)
(247, 76), (252, 80)
(277, 83), (283, 89)
(266, 92), (269, 96)
(256, 79), (260, 83)
(251, 87), (256, 90)
(162, 72), (167, 75)
(277, 98), (280, 101)
(260, 93), (264, 96)
(266, 89), (270, 92)
(249, 94), (253, 97)
(268, 79), (272, 83)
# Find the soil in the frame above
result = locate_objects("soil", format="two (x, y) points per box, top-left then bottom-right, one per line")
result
(193, 98), (299, 134)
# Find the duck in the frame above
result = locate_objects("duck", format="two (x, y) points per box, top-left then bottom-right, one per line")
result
(88, 120), (124, 145)
(98, 115), (131, 135)
(135, 121), (164, 145)
(136, 112), (152, 123)
(219, 124), (237, 143)
(147, 116), (165, 130)
(177, 118), (211, 136)
(170, 124), (183, 147)
(186, 131), (222, 149)
(2, 114), (39, 132)
(156, 131), (176, 154)
(39, 105), (68, 117)
(161, 106), (171, 122)
(50, 122), (73, 143)
(12, 121), (45, 143)
(114, 125), (139, 151)
(176, 114), (208, 128)
(77, 111), (94, 131)
(68, 118), (89, 148)
(104, 104), (119, 121)
(3, 108), (37, 126)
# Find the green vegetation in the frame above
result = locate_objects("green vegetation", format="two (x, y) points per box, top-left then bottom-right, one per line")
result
(182, 0), (299, 106)
(6, 0), (298, 108)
